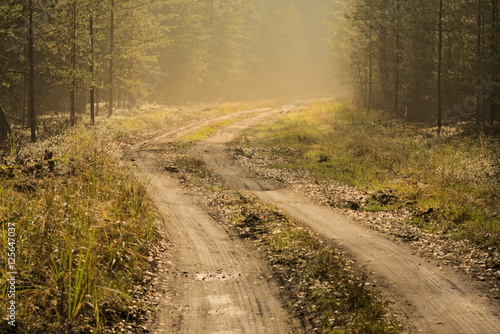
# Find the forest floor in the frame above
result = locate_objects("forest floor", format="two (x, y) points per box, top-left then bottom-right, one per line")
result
(128, 100), (500, 333)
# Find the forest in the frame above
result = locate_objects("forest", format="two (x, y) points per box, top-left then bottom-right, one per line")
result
(340, 0), (500, 133)
(0, 0), (333, 143)
(0, 0), (498, 141)
(0, 1), (499, 333)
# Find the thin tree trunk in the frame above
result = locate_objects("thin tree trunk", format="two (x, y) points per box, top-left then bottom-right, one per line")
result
(379, 27), (391, 108)
(491, 0), (499, 125)
(70, 0), (77, 126)
(28, 0), (36, 142)
(108, 0), (115, 117)
(437, 0), (444, 137)
(364, 36), (368, 107)
(90, 14), (95, 126)
(394, 0), (401, 117)
(96, 52), (100, 117)
(23, 49), (28, 127)
(96, 87), (100, 117)
(368, 32), (373, 109)
(0, 106), (11, 141)
(477, 0), (482, 127)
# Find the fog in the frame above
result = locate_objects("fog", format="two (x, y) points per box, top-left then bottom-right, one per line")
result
(0, 0), (354, 133)
(154, 0), (347, 103)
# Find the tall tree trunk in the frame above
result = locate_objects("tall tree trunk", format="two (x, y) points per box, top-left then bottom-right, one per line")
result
(70, 0), (77, 127)
(0, 106), (11, 141)
(368, 32), (373, 109)
(28, 0), (36, 142)
(437, 0), (444, 137)
(96, 52), (100, 117)
(96, 87), (100, 117)
(90, 13), (95, 126)
(394, 0), (401, 117)
(491, 0), (499, 125)
(379, 27), (391, 109)
(363, 39), (368, 107)
(23, 61), (28, 127)
(477, 0), (482, 127)
(108, 0), (115, 117)
(364, 48), (368, 107)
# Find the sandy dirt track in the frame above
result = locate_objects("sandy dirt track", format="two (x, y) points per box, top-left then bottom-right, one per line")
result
(134, 101), (500, 333)
(131, 105), (305, 334)
(191, 103), (500, 334)
(141, 172), (298, 334)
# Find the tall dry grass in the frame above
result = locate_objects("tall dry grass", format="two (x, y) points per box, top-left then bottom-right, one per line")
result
(1, 125), (157, 333)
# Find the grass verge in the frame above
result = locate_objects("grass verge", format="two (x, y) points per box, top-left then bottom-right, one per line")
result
(1, 126), (158, 333)
(240, 101), (499, 259)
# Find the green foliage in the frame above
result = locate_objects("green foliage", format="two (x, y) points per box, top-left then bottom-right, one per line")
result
(245, 101), (500, 252)
(0, 0), (168, 130)
(337, 0), (500, 125)
(180, 121), (230, 143)
(1, 0), (334, 129)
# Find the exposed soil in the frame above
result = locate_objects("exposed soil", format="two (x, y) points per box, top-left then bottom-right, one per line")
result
(231, 146), (500, 301)
(130, 101), (500, 333)
(129, 105), (307, 334)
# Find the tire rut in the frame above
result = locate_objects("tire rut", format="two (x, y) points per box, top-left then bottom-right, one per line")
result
(133, 149), (301, 334)
(191, 106), (500, 334)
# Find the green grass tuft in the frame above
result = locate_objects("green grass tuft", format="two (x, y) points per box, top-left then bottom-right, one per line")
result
(243, 101), (500, 253)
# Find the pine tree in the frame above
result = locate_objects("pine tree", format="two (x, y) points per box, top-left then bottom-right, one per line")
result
(339, 0), (499, 130)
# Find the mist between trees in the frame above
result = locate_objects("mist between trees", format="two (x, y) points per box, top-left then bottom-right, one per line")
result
(0, 0), (498, 143)
(338, 0), (500, 134)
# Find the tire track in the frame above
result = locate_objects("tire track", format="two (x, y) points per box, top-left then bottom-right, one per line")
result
(192, 105), (500, 333)
(133, 148), (301, 333)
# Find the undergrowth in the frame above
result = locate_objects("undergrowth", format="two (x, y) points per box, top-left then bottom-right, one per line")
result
(243, 101), (500, 256)
(1, 125), (158, 333)
(105, 100), (276, 145)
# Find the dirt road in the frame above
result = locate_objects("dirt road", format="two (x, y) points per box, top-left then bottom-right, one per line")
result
(135, 101), (500, 333)
(191, 104), (500, 333)
(132, 105), (305, 334)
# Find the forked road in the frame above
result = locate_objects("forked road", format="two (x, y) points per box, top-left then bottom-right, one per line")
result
(133, 105), (305, 334)
(192, 103), (500, 333)
(136, 102), (500, 333)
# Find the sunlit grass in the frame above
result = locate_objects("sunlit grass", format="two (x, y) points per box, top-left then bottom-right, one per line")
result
(105, 100), (277, 144)
(211, 100), (277, 116)
(0, 126), (157, 333)
(243, 101), (500, 253)
(181, 120), (233, 143)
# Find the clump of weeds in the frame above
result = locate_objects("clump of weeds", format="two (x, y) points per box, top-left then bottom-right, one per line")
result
(0, 125), (158, 333)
